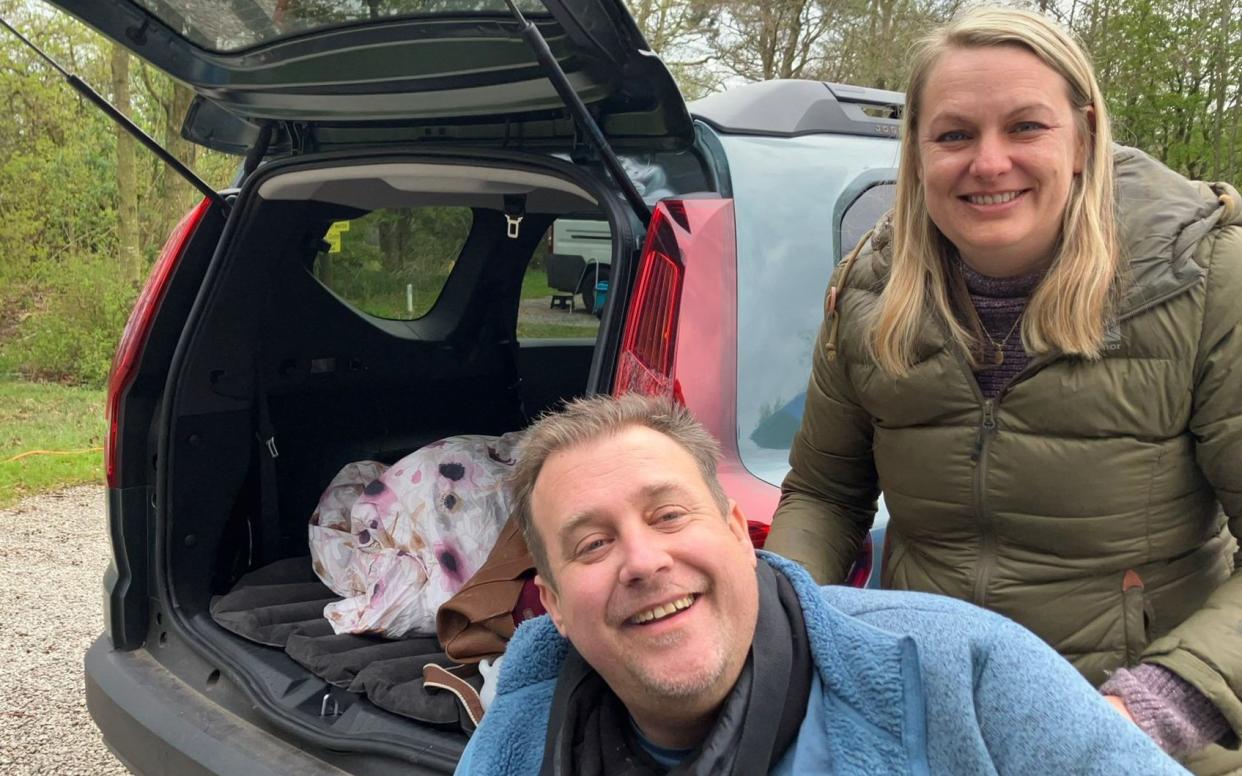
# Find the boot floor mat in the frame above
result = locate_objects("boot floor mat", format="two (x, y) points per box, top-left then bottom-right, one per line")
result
(210, 557), (479, 730)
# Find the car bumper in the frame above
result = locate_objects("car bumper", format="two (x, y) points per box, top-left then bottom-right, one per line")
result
(84, 635), (348, 776)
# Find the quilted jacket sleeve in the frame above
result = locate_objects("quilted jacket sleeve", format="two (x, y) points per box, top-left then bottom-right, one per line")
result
(765, 263), (880, 585)
(1143, 205), (1242, 739)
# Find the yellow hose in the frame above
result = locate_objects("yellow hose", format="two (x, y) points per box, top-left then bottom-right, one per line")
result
(2, 447), (103, 463)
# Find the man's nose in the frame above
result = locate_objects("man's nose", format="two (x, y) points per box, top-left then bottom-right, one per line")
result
(970, 132), (1013, 179)
(617, 531), (673, 584)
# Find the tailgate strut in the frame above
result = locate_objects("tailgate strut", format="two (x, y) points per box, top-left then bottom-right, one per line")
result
(502, 0), (651, 225)
(0, 16), (229, 213)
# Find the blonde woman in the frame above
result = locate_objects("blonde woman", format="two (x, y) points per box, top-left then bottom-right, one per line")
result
(765, 7), (1242, 773)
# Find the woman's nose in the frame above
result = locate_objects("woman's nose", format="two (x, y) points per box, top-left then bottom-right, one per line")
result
(970, 132), (1013, 178)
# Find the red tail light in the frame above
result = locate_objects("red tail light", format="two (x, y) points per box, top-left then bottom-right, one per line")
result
(844, 534), (874, 588)
(105, 198), (212, 488)
(747, 520), (770, 549)
(614, 202), (686, 398)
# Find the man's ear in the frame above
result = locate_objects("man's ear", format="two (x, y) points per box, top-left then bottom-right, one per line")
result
(535, 574), (566, 635)
(726, 500), (758, 566)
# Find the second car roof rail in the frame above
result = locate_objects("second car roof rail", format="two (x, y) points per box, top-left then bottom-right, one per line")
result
(689, 79), (903, 140)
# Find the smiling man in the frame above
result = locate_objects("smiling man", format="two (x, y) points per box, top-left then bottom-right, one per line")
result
(455, 394), (1186, 775)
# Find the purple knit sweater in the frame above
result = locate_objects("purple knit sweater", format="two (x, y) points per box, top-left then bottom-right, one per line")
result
(961, 261), (1229, 756)
(957, 260), (1040, 398)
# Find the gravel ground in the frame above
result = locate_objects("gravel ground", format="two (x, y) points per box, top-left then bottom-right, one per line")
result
(0, 486), (129, 775)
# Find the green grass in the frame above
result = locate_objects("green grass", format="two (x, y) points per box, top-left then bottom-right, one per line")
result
(323, 269), (555, 321)
(0, 378), (105, 507)
(517, 322), (599, 339)
(521, 272), (557, 300)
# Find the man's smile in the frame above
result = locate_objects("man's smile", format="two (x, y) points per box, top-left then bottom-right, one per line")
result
(627, 593), (699, 626)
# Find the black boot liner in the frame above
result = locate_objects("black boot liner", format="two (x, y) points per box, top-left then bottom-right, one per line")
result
(210, 556), (481, 731)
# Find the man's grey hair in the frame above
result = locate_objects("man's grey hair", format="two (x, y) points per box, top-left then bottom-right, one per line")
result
(511, 393), (730, 587)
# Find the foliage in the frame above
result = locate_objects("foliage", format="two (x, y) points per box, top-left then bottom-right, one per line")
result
(0, 0), (1238, 389)
(0, 377), (104, 507)
(0, 1), (233, 385)
(630, 0), (1242, 183)
(516, 321), (600, 338)
(1071, 0), (1241, 180)
(0, 253), (136, 385)
(311, 206), (474, 319)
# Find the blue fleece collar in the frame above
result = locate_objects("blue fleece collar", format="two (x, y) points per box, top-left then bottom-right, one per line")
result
(760, 552), (924, 746)
(496, 553), (923, 738)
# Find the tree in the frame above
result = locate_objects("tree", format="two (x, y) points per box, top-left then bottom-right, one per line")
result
(820, 0), (958, 88)
(136, 63), (202, 247)
(709, 0), (853, 82)
(110, 43), (139, 283)
(625, 0), (723, 98)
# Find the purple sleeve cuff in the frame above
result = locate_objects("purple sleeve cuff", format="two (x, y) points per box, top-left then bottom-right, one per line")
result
(1100, 663), (1230, 757)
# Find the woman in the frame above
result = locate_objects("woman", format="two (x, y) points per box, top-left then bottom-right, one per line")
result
(765, 7), (1242, 773)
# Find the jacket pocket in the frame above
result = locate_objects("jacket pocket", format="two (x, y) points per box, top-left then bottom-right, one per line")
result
(1122, 569), (1151, 665)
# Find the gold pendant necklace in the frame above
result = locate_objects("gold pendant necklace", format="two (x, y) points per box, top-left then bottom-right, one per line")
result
(985, 314), (1023, 366)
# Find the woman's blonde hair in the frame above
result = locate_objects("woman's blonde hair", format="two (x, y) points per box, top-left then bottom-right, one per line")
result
(871, 6), (1118, 376)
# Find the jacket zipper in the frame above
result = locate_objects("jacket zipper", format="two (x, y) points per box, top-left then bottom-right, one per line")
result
(948, 272), (1204, 607)
(971, 399), (998, 606)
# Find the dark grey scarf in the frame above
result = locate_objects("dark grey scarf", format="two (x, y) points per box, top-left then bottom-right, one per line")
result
(539, 558), (813, 776)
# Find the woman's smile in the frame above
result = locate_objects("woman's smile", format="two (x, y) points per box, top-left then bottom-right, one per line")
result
(961, 189), (1028, 207)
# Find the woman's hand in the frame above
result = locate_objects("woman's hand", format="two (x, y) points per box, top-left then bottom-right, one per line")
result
(1104, 694), (1136, 723)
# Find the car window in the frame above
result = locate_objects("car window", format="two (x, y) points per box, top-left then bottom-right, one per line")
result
(133, 0), (548, 52)
(310, 206), (472, 321)
(840, 183), (896, 257)
(723, 133), (899, 486)
(516, 219), (608, 339)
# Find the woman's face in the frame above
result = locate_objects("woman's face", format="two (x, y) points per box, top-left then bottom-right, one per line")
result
(917, 45), (1088, 277)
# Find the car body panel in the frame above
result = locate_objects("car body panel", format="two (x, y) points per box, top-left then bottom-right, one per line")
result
(707, 127), (899, 587)
(43, 0), (692, 154)
(85, 637), (360, 776)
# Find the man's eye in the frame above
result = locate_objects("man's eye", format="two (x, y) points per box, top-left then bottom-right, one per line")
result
(575, 537), (609, 558)
(656, 511), (686, 524)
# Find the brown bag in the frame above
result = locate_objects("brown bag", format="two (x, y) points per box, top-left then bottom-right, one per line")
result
(436, 516), (536, 663)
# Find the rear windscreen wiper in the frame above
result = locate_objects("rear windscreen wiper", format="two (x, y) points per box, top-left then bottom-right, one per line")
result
(0, 15), (228, 213)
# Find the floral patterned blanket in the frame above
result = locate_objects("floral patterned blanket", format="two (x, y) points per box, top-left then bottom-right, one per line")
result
(308, 433), (521, 638)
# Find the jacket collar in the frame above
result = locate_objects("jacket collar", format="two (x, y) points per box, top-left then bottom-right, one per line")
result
(760, 552), (925, 750)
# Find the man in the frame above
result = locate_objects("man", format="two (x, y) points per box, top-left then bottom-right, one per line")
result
(456, 394), (1185, 775)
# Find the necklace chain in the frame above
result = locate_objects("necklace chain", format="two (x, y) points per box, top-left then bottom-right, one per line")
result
(983, 313), (1023, 366)
(952, 256), (1032, 368)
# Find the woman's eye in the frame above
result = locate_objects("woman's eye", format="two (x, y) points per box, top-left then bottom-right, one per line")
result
(935, 130), (969, 143)
(1013, 121), (1045, 133)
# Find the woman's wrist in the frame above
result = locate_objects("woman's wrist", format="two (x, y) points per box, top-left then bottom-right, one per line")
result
(1100, 663), (1230, 756)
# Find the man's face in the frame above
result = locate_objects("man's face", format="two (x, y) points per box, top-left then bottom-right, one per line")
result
(531, 426), (758, 720)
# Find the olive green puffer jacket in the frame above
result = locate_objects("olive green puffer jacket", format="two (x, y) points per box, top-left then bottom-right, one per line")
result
(767, 146), (1242, 738)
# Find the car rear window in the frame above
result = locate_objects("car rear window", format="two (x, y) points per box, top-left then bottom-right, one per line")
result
(134, 0), (548, 52)
(311, 205), (472, 320)
(723, 132), (899, 487)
